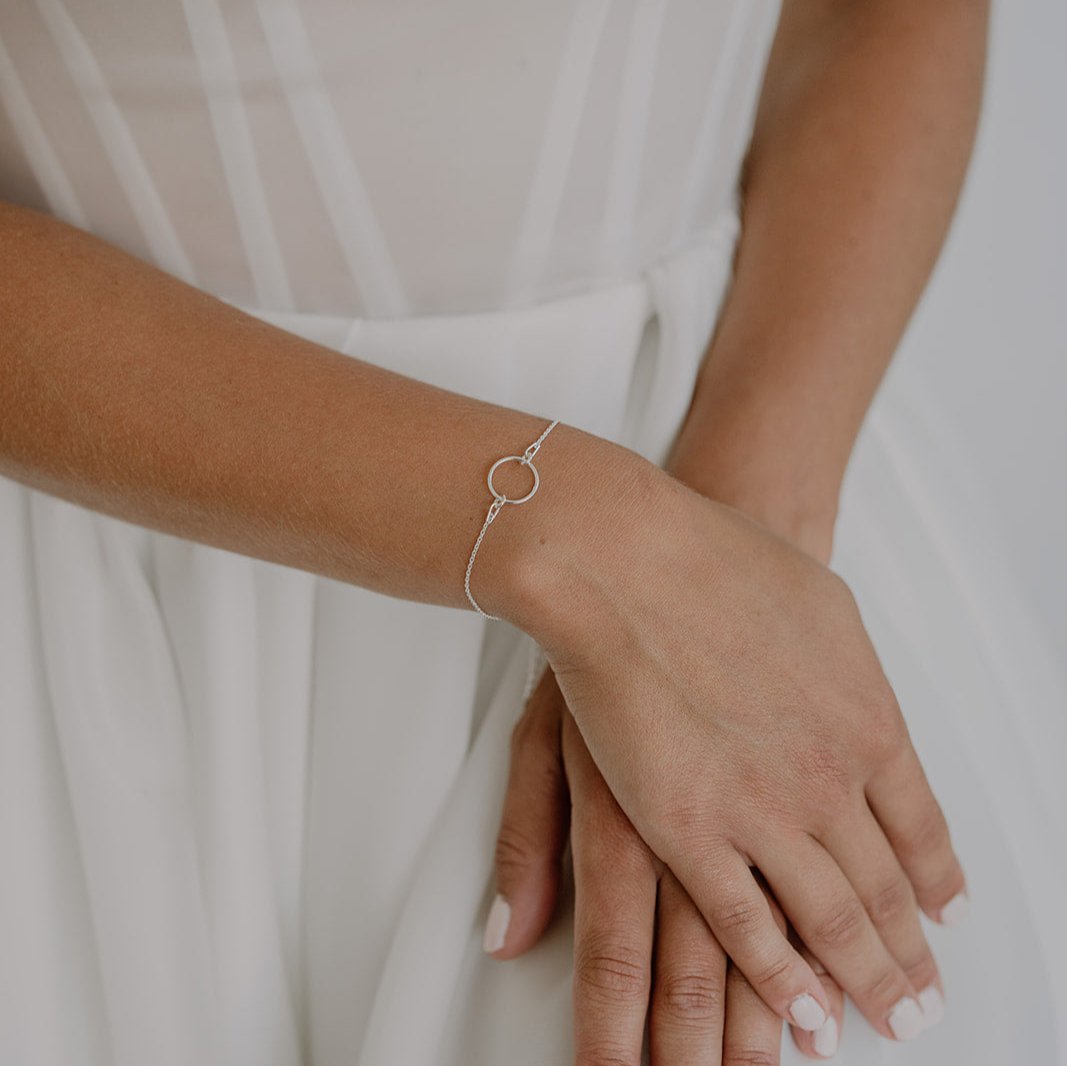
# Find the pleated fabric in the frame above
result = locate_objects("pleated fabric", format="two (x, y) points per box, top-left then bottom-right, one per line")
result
(0, 3), (1064, 1065)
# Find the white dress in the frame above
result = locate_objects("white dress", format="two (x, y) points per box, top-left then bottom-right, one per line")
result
(0, 2), (1064, 1064)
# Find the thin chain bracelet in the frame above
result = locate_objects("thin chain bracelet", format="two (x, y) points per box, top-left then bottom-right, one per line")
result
(464, 418), (560, 621)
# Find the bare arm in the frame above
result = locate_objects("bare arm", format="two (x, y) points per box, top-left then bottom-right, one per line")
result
(668, 0), (990, 559)
(0, 201), (640, 622)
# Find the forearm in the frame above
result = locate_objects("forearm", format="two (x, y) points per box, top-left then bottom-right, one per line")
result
(668, 0), (989, 550)
(0, 202), (644, 626)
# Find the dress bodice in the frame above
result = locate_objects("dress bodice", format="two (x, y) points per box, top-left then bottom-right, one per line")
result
(0, 0), (780, 318)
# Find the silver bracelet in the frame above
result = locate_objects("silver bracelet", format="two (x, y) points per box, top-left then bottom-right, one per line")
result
(464, 418), (560, 620)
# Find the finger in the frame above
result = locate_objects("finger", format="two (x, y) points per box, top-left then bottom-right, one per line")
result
(756, 881), (844, 1060)
(671, 846), (832, 1033)
(822, 803), (945, 1031)
(722, 957), (785, 1066)
(571, 773), (659, 1066)
(649, 868), (727, 1065)
(719, 874), (788, 1066)
(759, 836), (926, 1043)
(730, 875), (843, 1061)
(866, 745), (969, 927)
(789, 943), (846, 1060)
(485, 667), (569, 958)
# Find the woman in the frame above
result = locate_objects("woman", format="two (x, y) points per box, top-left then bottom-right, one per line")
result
(0, 1), (1061, 1064)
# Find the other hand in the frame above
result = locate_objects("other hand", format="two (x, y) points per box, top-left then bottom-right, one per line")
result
(487, 663), (847, 1062)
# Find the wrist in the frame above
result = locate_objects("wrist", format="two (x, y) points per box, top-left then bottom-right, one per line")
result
(665, 429), (840, 565)
(474, 421), (662, 651)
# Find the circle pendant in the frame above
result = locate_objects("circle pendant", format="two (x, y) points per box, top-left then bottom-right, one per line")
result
(487, 455), (540, 505)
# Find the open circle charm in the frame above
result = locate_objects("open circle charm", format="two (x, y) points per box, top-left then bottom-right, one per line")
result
(487, 455), (540, 505)
(465, 419), (559, 620)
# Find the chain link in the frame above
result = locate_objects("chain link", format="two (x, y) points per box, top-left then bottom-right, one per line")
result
(464, 418), (560, 620)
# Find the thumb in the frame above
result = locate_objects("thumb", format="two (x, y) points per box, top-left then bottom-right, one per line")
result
(484, 665), (570, 959)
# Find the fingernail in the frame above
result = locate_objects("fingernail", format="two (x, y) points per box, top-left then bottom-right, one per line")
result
(789, 993), (827, 1031)
(482, 894), (510, 954)
(939, 891), (969, 927)
(813, 1016), (839, 1058)
(918, 985), (945, 1030)
(888, 996), (924, 1041)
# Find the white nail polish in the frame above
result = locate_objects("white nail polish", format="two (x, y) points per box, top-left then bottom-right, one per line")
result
(813, 1016), (839, 1058)
(789, 993), (827, 1031)
(939, 892), (970, 927)
(888, 996), (924, 1041)
(918, 985), (945, 1029)
(482, 894), (510, 954)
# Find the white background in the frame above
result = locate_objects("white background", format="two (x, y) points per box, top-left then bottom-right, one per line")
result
(886, 0), (1066, 649)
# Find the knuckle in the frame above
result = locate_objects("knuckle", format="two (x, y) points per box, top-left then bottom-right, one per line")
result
(722, 1046), (778, 1066)
(748, 951), (796, 996)
(574, 934), (650, 1004)
(661, 796), (708, 845)
(862, 966), (911, 1009)
(866, 876), (915, 927)
(810, 896), (867, 952)
(493, 821), (542, 878)
(715, 897), (767, 939)
(655, 971), (725, 1022)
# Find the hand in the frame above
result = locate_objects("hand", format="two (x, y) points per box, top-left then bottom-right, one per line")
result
(486, 664), (847, 1063)
(507, 444), (965, 1042)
